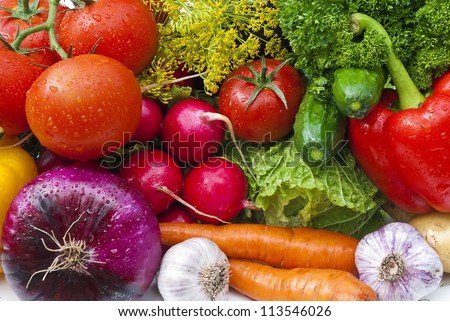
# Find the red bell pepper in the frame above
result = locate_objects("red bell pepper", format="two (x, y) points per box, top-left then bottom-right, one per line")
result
(348, 13), (450, 213)
(384, 76), (450, 213)
(348, 90), (434, 214)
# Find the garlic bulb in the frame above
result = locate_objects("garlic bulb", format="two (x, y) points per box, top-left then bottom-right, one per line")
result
(157, 237), (230, 301)
(355, 222), (443, 301)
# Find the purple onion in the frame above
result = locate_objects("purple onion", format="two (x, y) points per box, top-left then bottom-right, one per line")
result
(1, 166), (161, 300)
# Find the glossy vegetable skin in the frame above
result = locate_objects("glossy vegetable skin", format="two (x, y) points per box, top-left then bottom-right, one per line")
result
(0, 0), (63, 63)
(25, 54), (142, 161)
(349, 13), (449, 214)
(384, 73), (450, 212)
(332, 67), (385, 119)
(159, 222), (359, 274)
(161, 99), (225, 165)
(0, 46), (50, 137)
(0, 137), (38, 274)
(1, 167), (161, 300)
(348, 89), (433, 214)
(0, 137), (38, 225)
(229, 258), (378, 301)
(218, 58), (305, 143)
(350, 77), (450, 214)
(58, 0), (158, 75)
(132, 96), (163, 143)
(181, 158), (250, 224)
(293, 90), (347, 166)
(119, 149), (184, 215)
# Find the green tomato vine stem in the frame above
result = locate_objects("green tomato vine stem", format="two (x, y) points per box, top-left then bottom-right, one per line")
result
(350, 13), (425, 110)
(9, 0), (68, 59)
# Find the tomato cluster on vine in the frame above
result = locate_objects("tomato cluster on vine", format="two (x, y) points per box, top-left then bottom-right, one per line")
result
(0, 0), (158, 161)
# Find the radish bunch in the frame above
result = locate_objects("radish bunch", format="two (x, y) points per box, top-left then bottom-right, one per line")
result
(119, 97), (255, 224)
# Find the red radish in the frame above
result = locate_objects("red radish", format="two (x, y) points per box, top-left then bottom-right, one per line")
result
(1, 166), (161, 300)
(161, 98), (226, 165)
(119, 149), (183, 215)
(132, 96), (164, 143)
(158, 203), (197, 223)
(180, 157), (256, 224)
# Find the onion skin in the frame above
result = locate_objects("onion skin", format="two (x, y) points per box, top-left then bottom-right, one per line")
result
(1, 166), (161, 300)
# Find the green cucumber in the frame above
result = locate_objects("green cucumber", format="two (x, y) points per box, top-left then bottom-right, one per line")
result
(293, 91), (347, 167)
(332, 67), (385, 119)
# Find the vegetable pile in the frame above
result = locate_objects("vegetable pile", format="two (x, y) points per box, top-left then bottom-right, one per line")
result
(0, 0), (449, 301)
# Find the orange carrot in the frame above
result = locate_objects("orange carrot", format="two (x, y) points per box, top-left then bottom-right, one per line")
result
(159, 223), (359, 274)
(228, 258), (378, 301)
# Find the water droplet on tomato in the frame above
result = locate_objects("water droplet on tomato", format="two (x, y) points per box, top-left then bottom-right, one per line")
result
(92, 14), (102, 22)
(104, 14), (111, 19)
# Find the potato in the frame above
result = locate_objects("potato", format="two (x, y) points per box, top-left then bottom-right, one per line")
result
(409, 211), (450, 273)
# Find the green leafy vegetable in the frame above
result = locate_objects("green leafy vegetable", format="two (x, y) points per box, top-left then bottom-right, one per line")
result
(277, 0), (450, 91)
(277, 0), (390, 79)
(410, 0), (450, 90)
(225, 139), (387, 238)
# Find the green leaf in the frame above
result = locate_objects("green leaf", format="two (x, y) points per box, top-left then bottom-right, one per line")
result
(223, 138), (385, 238)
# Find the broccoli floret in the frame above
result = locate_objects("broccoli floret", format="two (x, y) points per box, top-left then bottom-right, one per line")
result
(278, 0), (389, 79)
(278, 0), (426, 79)
(347, 0), (423, 64)
(278, 0), (439, 90)
(278, 0), (348, 77)
(409, 0), (450, 90)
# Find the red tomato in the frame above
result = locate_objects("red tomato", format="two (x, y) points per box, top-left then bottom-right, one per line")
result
(0, 46), (51, 137)
(0, 0), (64, 63)
(218, 58), (305, 143)
(58, 0), (158, 75)
(25, 54), (142, 161)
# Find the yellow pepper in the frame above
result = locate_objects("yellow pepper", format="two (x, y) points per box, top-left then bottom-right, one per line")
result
(0, 136), (38, 273)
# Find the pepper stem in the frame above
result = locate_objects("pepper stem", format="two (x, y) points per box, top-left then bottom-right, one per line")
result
(350, 13), (425, 110)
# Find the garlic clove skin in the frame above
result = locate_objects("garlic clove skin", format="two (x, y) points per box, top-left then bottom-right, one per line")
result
(157, 237), (230, 301)
(355, 222), (443, 301)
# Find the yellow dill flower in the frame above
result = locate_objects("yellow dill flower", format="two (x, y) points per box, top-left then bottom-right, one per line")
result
(138, 56), (178, 104)
(158, 0), (289, 94)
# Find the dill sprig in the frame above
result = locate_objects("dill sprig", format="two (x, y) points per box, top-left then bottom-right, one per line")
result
(138, 0), (288, 100)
